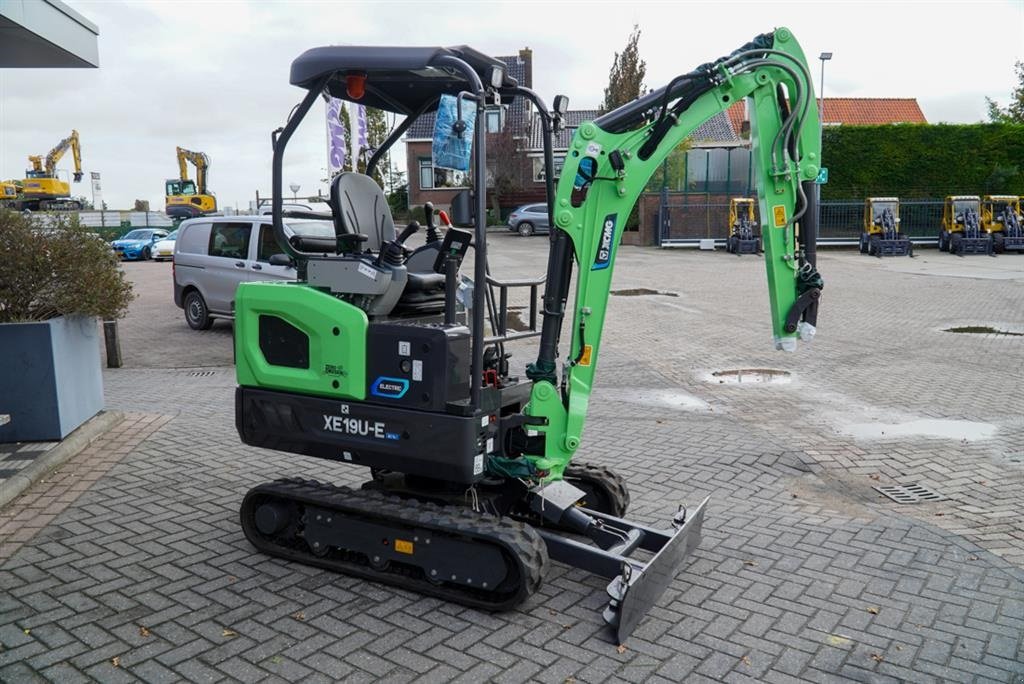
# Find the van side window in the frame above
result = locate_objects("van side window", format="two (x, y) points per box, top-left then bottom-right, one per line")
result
(177, 223), (211, 254)
(208, 223), (252, 259)
(257, 225), (286, 262)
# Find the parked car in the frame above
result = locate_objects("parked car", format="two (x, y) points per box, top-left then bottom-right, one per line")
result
(151, 229), (178, 261)
(506, 203), (550, 236)
(173, 215), (334, 330)
(110, 228), (170, 261)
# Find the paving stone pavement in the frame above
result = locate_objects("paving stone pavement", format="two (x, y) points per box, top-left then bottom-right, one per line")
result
(2, 238), (1023, 683)
(0, 442), (57, 485)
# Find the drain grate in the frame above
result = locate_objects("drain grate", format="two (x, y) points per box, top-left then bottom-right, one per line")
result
(943, 326), (1023, 337)
(188, 370), (217, 377)
(874, 483), (944, 504)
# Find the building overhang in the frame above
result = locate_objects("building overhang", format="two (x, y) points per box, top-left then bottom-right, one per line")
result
(0, 0), (99, 68)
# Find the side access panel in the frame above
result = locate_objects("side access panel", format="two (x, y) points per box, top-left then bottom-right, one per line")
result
(236, 387), (489, 484)
(235, 281), (368, 400)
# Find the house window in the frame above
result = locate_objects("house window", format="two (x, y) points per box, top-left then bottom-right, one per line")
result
(419, 158), (435, 190)
(485, 108), (505, 133)
(533, 155), (565, 182)
(419, 157), (468, 190)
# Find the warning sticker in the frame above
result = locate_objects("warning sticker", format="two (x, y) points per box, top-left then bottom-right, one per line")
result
(578, 344), (593, 367)
(473, 454), (484, 475)
(773, 205), (787, 228)
(398, 341), (411, 357)
(394, 539), (414, 554)
(412, 359), (422, 381)
(358, 262), (377, 280)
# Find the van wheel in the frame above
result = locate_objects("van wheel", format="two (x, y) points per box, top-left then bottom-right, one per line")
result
(184, 291), (213, 330)
(518, 222), (534, 237)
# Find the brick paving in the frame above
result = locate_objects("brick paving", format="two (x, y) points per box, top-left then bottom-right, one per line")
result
(0, 442), (57, 484)
(2, 238), (1023, 682)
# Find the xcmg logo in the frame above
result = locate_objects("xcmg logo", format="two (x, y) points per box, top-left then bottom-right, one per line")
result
(592, 214), (617, 270)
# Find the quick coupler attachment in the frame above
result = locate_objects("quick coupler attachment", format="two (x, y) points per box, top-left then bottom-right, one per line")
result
(532, 486), (709, 644)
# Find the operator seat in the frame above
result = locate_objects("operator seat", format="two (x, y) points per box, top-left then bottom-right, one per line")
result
(330, 173), (446, 316)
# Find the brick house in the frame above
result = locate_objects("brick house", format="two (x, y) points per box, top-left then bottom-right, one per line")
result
(404, 49), (533, 210)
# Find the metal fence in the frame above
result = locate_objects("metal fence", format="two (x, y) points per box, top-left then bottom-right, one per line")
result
(657, 195), (945, 246)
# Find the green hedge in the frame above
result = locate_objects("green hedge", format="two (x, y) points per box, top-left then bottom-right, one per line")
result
(821, 123), (1024, 199)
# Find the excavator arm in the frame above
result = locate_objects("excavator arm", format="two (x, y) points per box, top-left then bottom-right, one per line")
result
(176, 147), (211, 194)
(523, 28), (823, 478)
(43, 130), (83, 182)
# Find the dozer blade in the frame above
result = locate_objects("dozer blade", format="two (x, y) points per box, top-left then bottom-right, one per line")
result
(603, 497), (708, 644)
(536, 496), (709, 644)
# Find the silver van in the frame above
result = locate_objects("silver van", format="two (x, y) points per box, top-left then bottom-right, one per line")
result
(173, 215), (334, 329)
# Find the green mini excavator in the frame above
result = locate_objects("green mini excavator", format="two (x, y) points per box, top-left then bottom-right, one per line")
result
(234, 28), (824, 644)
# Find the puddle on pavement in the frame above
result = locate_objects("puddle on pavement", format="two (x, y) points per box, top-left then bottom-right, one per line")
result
(708, 369), (792, 385)
(601, 388), (710, 411)
(943, 326), (1023, 336)
(611, 288), (679, 297)
(842, 419), (997, 441)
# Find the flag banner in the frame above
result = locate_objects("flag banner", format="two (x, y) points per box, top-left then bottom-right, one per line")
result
(326, 97), (347, 175)
(350, 103), (367, 170)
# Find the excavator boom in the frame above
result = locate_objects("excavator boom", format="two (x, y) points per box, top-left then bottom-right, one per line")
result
(166, 147), (217, 219)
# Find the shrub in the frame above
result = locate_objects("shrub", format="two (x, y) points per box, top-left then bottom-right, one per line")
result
(0, 210), (134, 323)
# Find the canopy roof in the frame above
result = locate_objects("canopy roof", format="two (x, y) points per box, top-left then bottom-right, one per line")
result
(290, 45), (518, 115)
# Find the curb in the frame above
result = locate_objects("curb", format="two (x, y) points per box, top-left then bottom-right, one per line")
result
(0, 410), (124, 510)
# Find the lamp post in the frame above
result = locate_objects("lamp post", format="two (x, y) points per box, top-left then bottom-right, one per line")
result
(289, 183), (300, 202)
(818, 52), (832, 134)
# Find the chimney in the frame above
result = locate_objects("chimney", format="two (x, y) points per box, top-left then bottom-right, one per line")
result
(518, 47), (532, 88)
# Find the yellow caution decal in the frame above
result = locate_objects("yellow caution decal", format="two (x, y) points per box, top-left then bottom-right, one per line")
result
(579, 344), (593, 367)
(773, 205), (787, 228)
(394, 539), (414, 555)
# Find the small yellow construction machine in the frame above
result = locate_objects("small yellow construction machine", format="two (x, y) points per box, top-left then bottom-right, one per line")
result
(980, 195), (1024, 254)
(4, 130), (84, 210)
(724, 197), (760, 254)
(165, 147), (217, 219)
(860, 197), (911, 257)
(938, 195), (992, 256)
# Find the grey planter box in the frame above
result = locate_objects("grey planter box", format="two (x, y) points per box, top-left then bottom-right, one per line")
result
(0, 315), (104, 442)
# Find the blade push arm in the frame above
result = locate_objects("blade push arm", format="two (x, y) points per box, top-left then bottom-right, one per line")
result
(523, 28), (823, 479)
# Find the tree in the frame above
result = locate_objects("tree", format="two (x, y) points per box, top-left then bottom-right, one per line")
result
(986, 61), (1024, 124)
(601, 25), (647, 113)
(485, 126), (531, 219)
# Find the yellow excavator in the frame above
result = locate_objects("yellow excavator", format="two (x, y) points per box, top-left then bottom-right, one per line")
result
(165, 147), (217, 219)
(3, 130), (84, 210)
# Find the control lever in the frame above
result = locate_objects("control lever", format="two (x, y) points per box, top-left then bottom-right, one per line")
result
(397, 220), (421, 243)
(423, 201), (441, 243)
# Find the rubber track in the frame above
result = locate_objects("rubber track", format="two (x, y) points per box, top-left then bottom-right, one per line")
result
(564, 462), (631, 517)
(240, 478), (549, 611)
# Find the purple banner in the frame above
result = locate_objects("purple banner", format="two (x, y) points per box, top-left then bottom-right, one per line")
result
(350, 103), (368, 169)
(326, 97), (346, 175)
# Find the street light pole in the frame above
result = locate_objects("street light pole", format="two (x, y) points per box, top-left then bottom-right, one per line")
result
(818, 52), (832, 138)
(289, 182), (300, 202)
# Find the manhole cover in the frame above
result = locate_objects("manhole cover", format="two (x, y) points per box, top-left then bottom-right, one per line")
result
(709, 368), (791, 385)
(943, 326), (1023, 337)
(610, 288), (679, 297)
(874, 483), (944, 504)
(188, 370), (217, 377)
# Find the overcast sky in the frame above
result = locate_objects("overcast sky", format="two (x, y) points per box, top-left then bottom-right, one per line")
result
(1, 0), (1021, 210)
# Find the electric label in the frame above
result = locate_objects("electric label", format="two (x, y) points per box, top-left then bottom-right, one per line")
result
(370, 376), (409, 399)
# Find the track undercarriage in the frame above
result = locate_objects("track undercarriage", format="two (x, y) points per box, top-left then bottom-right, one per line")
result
(240, 463), (706, 644)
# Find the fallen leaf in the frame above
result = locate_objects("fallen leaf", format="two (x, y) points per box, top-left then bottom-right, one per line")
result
(228, 576), (237, 582)
(826, 634), (852, 647)
(564, 679), (576, 684)
(222, 629), (237, 638)
(743, 560), (758, 567)
(270, 655), (283, 664)
(111, 656), (121, 668)
(616, 644), (627, 654)
(871, 653), (883, 663)
(867, 607), (879, 615)
(22, 629), (30, 636)
(791, 493), (798, 499)
(869, 474), (880, 481)
(740, 655), (752, 666)
(967, 555), (978, 561)
(895, 645), (903, 651)
(139, 626), (151, 638)
(291, 611), (305, 621)
(935, 512), (945, 517)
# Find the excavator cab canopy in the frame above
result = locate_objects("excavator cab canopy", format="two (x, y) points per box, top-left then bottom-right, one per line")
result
(289, 45), (517, 114)
(166, 179), (198, 196)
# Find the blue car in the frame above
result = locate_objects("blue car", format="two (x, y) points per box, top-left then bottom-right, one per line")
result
(110, 228), (169, 261)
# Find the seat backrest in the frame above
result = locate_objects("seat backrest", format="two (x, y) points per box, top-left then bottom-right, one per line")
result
(330, 172), (395, 252)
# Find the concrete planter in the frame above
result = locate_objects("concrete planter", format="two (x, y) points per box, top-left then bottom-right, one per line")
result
(0, 315), (104, 442)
